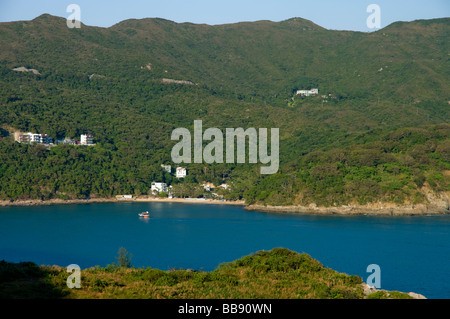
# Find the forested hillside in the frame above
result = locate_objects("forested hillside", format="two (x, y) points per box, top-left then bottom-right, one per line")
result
(0, 14), (448, 206)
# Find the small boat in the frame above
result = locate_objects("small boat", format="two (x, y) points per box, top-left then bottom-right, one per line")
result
(138, 211), (150, 218)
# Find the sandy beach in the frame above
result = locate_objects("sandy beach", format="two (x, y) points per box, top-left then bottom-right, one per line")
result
(0, 196), (246, 207)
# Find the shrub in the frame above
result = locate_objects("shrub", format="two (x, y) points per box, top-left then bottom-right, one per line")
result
(114, 247), (133, 268)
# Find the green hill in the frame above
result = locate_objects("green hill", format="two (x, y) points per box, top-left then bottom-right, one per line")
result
(0, 248), (418, 299)
(0, 15), (448, 206)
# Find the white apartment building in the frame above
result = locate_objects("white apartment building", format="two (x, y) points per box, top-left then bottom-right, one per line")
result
(176, 167), (187, 178)
(80, 134), (94, 145)
(202, 182), (216, 192)
(296, 88), (319, 96)
(151, 182), (168, 194)
(15, 132), (52, 144)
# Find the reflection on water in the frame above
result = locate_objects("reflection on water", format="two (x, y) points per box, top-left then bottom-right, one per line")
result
(138, 216), (151, 223)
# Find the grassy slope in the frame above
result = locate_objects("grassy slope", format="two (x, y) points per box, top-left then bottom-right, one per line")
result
(1, 15), (448, 102)
(0, 248), (414, 299)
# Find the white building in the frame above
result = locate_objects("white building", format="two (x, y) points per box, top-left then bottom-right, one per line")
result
(80, 134), (94, 145)
(14, 132), (30, 143)
(176, 167), (187, 178)
(151, 182), (168, 194)
(202, 183), (216, 192)
(116, 194), (133, 200)
(219, 183), (230, 190)
(15, 132), (52, 144)
(30, 133), (42, 143)
(161, 164), (172, 173)
(58, 137), (77, 145)
(296, 88), (318, 96)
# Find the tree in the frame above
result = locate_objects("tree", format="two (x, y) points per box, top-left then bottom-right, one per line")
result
(114, 247), (133, 268)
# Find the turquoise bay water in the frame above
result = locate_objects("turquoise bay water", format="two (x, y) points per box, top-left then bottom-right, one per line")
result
(0, 202), (449, 298)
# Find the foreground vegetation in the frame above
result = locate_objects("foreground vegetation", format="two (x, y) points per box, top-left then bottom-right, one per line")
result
(0, 248), (414, 299)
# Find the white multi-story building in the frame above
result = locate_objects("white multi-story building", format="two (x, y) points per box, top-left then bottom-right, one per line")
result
(176, 167), (187, 178)
(14, 132), (30, 143)
(39, 134), (51, 144)
(30, 133), (42, 143)
(219, 183), (230, 190)
(161, 164), (172, 173)
(151, 182), (168, 194)
(202, 183), (215, 192)
(296, 88), (319, 96)
(80, 134), (94, 145)
(15, 132), (52, 144)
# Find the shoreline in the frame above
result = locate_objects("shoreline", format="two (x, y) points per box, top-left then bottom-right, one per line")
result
(0, 197), (246, 207)
(244, 202), (450, 216)
(1, 196), (449, 216)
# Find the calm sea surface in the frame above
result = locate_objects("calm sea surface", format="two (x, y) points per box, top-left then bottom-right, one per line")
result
(0, 202), (449, 298)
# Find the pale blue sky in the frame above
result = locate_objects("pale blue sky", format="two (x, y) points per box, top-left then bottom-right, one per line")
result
(0, 0), (448, 31)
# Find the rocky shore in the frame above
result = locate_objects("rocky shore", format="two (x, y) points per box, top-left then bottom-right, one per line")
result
(245, 190), (450, 216)
(361, 283), (427, 299)
(244, 202), (450, 216)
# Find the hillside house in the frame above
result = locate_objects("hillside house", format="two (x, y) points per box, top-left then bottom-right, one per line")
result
(202, 182), (216, 192)
(176, 167), (187, 178)
(296, 88), (318, 96)
(57, 137), (77, 145)
(161, 164), (172, 173)
(116, 195), (133, 200)
(80, 134), (94, 145)
(15, 132), (53, 145)
(151, 182), (168, 194)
